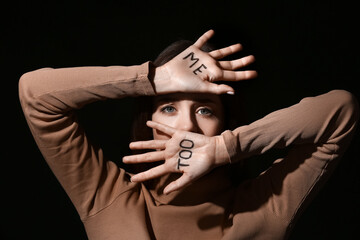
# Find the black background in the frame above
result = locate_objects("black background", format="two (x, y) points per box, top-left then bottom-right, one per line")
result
(2, 0), (360, 239)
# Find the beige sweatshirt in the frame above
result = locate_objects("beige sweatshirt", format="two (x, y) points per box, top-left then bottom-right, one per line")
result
(19, 62), (358, 240)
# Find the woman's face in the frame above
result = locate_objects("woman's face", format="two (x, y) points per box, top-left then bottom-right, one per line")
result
(152, 93), (224, 140)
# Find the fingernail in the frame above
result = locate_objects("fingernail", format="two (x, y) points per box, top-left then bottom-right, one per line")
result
(227, 91), (235, 95)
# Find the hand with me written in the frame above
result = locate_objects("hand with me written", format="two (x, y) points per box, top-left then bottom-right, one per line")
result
(122, 121), (230, 194)
(152, 29), (257, 95)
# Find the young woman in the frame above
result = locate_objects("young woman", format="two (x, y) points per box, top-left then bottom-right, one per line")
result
(19, 30), (358, 239)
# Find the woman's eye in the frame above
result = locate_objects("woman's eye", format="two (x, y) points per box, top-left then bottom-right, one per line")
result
(197, 108), (213, 116)
(161, 105), (176, 113)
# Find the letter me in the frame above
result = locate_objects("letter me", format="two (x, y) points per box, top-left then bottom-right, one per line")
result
(183, 52), (199, 68)
(183, 52), (208, 75)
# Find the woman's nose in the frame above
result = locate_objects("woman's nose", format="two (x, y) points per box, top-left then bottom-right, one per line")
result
(176, 112), (201, 133)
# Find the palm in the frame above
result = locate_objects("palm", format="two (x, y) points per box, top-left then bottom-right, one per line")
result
(155, 30), (257, 95)
(123, 121), (217, 194)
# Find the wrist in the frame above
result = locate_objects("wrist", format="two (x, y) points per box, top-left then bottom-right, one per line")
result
(214, 135), (231, 167)
(150, 64), (171, 95)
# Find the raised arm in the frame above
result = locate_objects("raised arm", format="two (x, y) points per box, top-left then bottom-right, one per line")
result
(18, 63), (156, 219)
(222, 89), (359, 238)
(222, 90), (359, 163)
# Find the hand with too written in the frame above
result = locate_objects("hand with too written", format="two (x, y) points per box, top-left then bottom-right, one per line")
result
(122, 121), (230, 194)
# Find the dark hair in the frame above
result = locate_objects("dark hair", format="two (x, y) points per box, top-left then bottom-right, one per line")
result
(128, 39), (246, 174)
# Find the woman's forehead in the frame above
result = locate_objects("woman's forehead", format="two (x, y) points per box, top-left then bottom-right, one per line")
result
(153, 93), (222, 105)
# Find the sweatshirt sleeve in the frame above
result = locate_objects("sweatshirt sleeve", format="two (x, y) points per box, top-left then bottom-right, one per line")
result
(18, 62), (155, 220)
(221, 90), (359, 238)
(221, 90), (359, 163)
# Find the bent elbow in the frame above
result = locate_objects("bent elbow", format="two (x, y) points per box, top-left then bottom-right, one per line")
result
(18, 68), (53, 110)
(332, 89), (359, 125)
(328, 90), (359, 149)
(18, 71), (35, 107)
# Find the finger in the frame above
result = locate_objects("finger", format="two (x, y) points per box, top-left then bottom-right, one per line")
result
(222, 70), (258, 81)
(146, 121), (176, 136)
(129, 140), (167, 150)
(206, 83), (235, 95)
(193, 29), (215, 48)
(123, 151), (164, 164)
(218, 55), (256, 70)
(209, 43), (242, 59)
(131, 164), (168, 182)
(163, 174), (191, 194)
